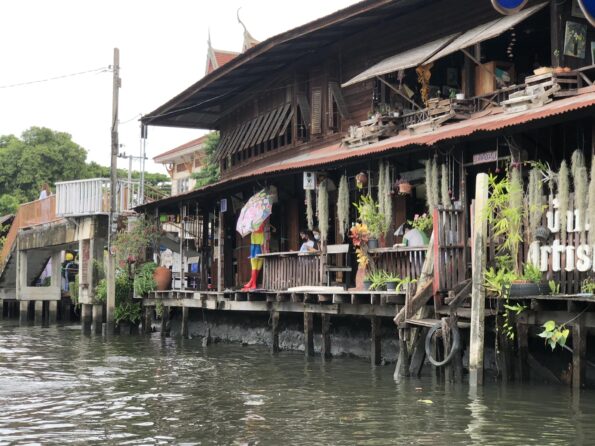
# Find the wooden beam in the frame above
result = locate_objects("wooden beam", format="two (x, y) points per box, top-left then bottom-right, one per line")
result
(271, 311), (280, 353)
(304, 312), (314, 357)
(469, 173), (488, 387)
(573, 315), (586, 389)
(181, 306), (189, 338)
(371, 316), (381, 366)
(321, 313), (331, 360)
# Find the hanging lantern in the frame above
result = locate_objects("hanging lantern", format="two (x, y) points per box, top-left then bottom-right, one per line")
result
(578, 0), (595, 26)
(356, 172), (368, 189)
(491, 0), (528, 15)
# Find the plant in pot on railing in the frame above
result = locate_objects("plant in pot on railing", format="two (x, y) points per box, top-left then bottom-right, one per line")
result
(353, 194), (386, 249)
(385, 274), (417, 292)
(366, 270), (386, 291)
(408, 213), (433, 238)
(350, 223), (375, 290)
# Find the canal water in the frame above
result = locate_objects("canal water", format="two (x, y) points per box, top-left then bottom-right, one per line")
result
(0, 321), (594, 445)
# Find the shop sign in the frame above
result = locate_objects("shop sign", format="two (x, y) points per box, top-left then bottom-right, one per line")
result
(472, 150), (498, 165)
(528, 205), (594, 272)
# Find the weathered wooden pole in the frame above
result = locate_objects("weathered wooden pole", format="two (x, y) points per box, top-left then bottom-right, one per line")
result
(0, 299), (4, 320)
(217, 208), (224, 292)
(271, 311), (280, 353)
(469, 173), (489, 387)
(92, 304), (103, 334)
(304, 312), (314, 356)
(370, 316), (381, 366)
(81, 304), (92, 332)
(321, 314), (331, 360)
(48, 300), (58, 324)
(143, 305), (153, 333)
(573, 315), (586, 389)
(181, 306), (189, 338)
(161, 306), (169, 337)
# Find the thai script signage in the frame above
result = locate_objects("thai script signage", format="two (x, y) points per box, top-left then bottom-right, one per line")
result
(473, 150), (498, 165)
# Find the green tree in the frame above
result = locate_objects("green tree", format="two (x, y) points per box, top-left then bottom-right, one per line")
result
(192, 132), (220, 188)
(0, 194), (20, 215)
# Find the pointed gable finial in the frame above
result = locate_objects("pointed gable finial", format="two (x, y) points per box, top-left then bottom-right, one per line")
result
(237, 7), (259, 52)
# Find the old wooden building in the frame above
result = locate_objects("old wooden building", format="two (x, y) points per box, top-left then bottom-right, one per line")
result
(137, 0), (595, 385)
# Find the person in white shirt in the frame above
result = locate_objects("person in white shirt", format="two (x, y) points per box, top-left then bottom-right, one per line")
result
(299, 230), (318, 253)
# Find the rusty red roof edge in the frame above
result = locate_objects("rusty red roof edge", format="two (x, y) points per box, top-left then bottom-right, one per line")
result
(153, 134), (210, 161)
(138, 90), (595, 209)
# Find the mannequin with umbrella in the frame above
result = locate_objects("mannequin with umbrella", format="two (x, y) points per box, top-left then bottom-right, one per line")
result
(236, 189), (274, 290)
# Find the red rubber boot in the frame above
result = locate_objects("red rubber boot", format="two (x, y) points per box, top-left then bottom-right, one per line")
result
(242, 270), (258, 291)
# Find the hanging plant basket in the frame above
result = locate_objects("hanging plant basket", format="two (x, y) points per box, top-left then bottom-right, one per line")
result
(356, 172), (368, 189)
(397, 181), (412, 195)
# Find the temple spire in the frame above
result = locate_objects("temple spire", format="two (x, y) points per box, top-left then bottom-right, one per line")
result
(237, 8), (259, 52)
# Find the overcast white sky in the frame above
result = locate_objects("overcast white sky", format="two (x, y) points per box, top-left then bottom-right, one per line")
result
(0, 0), (359, 176)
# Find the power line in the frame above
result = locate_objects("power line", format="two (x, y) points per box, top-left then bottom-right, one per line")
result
(0, 66), (111, 89)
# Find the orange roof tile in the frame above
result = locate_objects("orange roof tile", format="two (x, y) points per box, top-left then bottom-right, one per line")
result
(153, 134), (209, 162)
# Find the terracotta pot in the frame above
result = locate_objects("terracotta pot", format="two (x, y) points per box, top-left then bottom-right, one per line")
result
(154, 266), (172, 291)
(399, 182), (412, 195)
(355, 266), (366, 290)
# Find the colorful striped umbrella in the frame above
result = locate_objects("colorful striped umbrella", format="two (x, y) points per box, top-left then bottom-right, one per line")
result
(236, 190), (272, 237)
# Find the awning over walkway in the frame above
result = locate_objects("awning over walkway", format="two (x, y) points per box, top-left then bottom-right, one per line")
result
(342, 2), (547, 88)
(341, 34), (460, 87)
(425, 2), (547, 64)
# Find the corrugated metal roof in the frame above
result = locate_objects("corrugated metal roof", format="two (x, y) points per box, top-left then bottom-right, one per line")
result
(342, 33), (460, 87)
(426, 2), (548, 64)
(138, 88), (595, 210)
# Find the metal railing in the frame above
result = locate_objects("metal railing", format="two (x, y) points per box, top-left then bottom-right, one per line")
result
(55, 178), (145, 217)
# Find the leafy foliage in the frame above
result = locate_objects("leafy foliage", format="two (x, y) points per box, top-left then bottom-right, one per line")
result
(538, 320), (570, 351)
(0, 127), (169, 211)
(353, 194), (387, 239)
(113, 216), (161, 266)
(192, 132), (220, 188)
(581, 278), (595, 294)
(409, 213), (433, 235)
(134, 262), (157, 297)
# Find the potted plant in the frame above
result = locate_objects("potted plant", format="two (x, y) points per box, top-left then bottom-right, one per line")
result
(367, 270), (386, 291)
(353, 194), (385, 249)
(350, 223), (372, 290)
(509, 263), (549, 297)
(393, 178), (412, 195)
(134, 262), (158, 297)
(408, 213), (433, 238)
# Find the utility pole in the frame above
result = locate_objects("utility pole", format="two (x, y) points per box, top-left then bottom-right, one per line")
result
(107, 47), (120, 335)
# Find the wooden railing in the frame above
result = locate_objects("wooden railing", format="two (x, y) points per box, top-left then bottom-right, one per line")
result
(368, 246), (427, 280)
(434, 206), (467, 292)
(0, 196), (59, 271)
(259, 251), (322, 291)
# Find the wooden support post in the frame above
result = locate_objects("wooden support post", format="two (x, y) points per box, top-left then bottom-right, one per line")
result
(409, 328), (427, 377)
(395, 328), (410, 381)
(0, 299), (4, 320)
(573, 316), (586, 389)
(81, 304), (92, 332)
(517, 322), (530, 383)
(304, 312), (314, 357)
(19, 301), (28, 325)
(181, 306), (189, 338)
(61, 299), (71, 322)
(92, 304), (103, 335)
(469, 173), (488, 387)
(161, 306), (169, 337)
(442, 318), (454, 382)
(48, 301), (58, 325)
(34, 301), (43, 325)
(321, 314), (331, 359)
(217, 209), (224, 292)
(271, 311), (280, 353)
(371, 316), (381, 366)
(143, 306), (153, 334)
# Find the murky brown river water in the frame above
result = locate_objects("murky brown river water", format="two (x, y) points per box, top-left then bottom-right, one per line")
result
(0, 320), (594, 445)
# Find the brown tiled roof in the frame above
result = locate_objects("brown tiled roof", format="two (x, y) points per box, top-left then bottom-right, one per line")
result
(153, 134), (209, 162)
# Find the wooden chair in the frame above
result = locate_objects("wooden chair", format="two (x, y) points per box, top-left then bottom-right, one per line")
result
(324, 244), (351, 289)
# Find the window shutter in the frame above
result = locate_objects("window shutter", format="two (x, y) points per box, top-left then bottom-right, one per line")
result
(297, 94), (311, 127)
(329, 82), (349, 118)
(311, 88), (322, 134)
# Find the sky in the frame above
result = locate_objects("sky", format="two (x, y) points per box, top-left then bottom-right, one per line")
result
(0, 0), (359, 176)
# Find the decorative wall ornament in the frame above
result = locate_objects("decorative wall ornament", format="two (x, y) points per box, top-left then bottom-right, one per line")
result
(491, 0), (528, 15)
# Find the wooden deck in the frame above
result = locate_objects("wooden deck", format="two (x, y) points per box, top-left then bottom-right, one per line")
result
(145, 289), (407, 317)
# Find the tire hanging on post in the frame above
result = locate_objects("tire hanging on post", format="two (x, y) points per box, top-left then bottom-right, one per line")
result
(425, 320), (461, 367)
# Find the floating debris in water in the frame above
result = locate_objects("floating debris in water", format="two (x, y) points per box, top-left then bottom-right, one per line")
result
(417, 399), (433, 404)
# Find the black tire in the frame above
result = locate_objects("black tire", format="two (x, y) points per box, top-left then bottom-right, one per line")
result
(425, 320), (461, 367)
